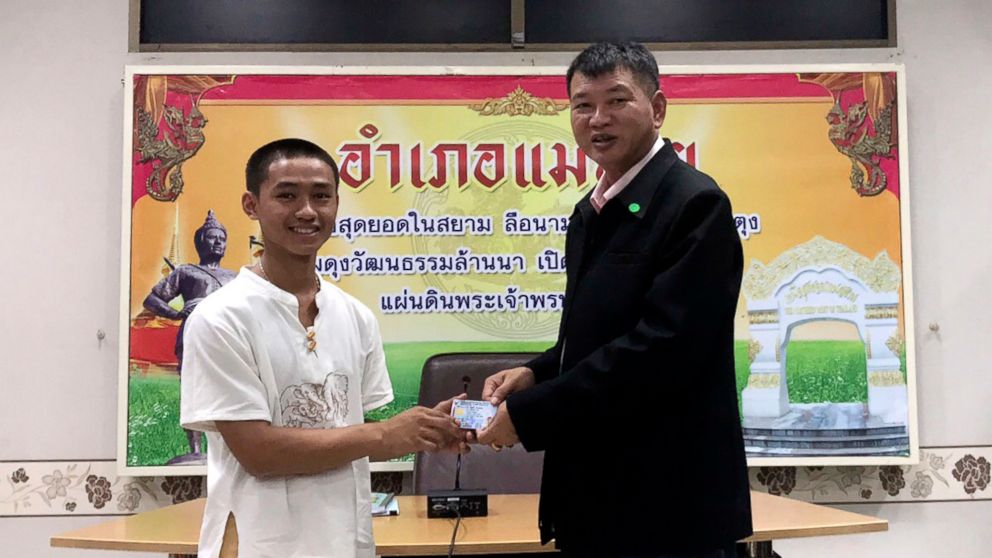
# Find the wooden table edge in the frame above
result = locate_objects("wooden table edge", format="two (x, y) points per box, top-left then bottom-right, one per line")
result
(49, 492), (889, 554)
(376, 541), (557, 555)
(742, 518), (888, 542)
(50, 536), (198, 554)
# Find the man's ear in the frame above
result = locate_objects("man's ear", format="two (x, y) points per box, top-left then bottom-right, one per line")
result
(242, 191), (259, 220)
(652, 90), (667, 130)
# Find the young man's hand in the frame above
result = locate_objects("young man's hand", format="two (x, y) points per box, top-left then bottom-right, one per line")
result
(432, 393), (467, 415)
(432, 394), (471, 454)
(377, 403), (466, 456)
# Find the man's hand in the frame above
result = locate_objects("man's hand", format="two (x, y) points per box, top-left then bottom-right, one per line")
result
(475, 402), (520, 447)
(481, 366), (536, 406)
(432, 393), (470, 454)
(376, 405), (465, 456)
(432, 393), (467, 415)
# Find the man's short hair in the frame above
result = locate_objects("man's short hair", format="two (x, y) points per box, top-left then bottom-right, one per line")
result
(566, 41), (660, 97)
(245, 138), (340, 195)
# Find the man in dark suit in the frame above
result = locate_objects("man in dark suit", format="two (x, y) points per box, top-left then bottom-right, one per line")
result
(477, 42), (753, 557)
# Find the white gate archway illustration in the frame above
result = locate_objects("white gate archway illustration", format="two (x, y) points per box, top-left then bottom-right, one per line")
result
(741, 236), (907, 425)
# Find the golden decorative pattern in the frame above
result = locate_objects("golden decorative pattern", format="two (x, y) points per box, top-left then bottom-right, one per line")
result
(747, 374), (781, 389)
(868, 370), (906, 387)
(827, 101), (895, 197)
(866, 331), (872, 359)
(742, 236), (901, 300)
(784, 280), (859, 304)
(797, 72), (898, 197)
(135, 104), (207, 201)
(865, 305), (899, 320)
(132, 74), (235, 202)
(775, 335), (782, 362)
(749, 310), (779, 324)
(886, 333), (905, 357)
(469, 86), (568, 117)
(747, 339), (763, 363)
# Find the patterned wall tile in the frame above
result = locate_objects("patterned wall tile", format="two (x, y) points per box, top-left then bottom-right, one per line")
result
(748, 446), (991, 503)
(4, 447), (989, 516)
(1, 461), (202, 517)
(370, 471), (406, 495)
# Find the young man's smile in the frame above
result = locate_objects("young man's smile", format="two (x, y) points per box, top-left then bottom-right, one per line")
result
(243, 156), (339, 258)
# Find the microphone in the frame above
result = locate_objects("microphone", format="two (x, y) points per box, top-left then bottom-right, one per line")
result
(427, 373), (488, 520)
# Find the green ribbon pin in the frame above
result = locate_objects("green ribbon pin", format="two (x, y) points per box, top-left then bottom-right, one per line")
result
(628, 202), (641, 214)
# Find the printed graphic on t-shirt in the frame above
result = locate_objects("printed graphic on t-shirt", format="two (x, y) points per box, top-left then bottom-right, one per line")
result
(280, 373), (350, 428)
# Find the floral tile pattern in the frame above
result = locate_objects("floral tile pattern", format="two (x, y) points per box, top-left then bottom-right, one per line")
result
(371, 472), (405, 495)
(4, 447), (989, 516)
(1, 461), (204, 517)
(749, 447), (992, 503)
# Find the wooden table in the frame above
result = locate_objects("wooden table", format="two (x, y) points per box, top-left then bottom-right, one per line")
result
(51, 491), (887, 557)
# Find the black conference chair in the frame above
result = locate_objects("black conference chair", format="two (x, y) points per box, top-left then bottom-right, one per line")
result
(412, 352), (555, 557)
(414, 352), (545, 495)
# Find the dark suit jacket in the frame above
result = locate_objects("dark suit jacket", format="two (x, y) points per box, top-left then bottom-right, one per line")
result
(507, 139), (752, 555)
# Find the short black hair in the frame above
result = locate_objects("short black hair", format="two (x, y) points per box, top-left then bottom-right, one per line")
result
(245, 138), (340, 196)
(566, 41), (660, 97)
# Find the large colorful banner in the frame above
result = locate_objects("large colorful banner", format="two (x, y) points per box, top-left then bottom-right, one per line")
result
(119, 66), (917, 475)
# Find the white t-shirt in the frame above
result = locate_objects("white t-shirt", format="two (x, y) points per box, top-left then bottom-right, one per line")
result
(180, 268), (394, 558)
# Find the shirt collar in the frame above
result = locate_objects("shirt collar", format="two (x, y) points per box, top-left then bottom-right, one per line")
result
(590, 135), (665, 213)
(239, 266), (326, 308)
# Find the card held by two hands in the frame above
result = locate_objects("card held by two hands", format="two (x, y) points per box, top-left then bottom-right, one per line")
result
(450, 399), (497, 430)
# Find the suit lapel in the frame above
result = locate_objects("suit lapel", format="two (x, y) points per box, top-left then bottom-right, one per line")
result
(559, 196), (594, 349)
(557, 139), (680, 365)
(612, 139), (679, 220)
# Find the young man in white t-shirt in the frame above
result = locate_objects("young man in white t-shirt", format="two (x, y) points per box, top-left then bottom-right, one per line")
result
(180, 138), (466, 558)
